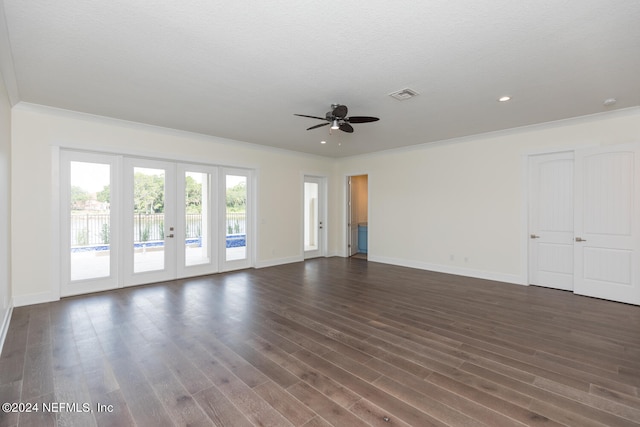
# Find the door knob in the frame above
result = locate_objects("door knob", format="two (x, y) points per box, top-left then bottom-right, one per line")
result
(530, 234), (540, 239)
(575, 237), (586, 242)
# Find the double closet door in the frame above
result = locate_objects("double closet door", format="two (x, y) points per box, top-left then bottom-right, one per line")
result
(60, 151), (252, 297)
(528, 143), (640, 305)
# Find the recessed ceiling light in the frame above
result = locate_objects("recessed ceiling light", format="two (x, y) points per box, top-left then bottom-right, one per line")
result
(320, 140), (326, 144)
(498, 96), (511, 102)
(389, 88), (419, 101)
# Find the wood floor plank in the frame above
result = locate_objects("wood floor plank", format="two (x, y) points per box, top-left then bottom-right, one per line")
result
(245, 336), (362, 409)
(185, 340), (294, 426)
(254, 380), (317, 426)
(1, 257), (639, 427)
(107, 356), (174, 427)
(193, 385), (254, 427)
(286, 381), (369, 427)
(141, 367), (213, 427)
(218, 335), (300, 389)
(20, 344), (53, 401)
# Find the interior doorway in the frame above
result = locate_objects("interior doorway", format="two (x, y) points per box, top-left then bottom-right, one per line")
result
(347, 175), (368, 259)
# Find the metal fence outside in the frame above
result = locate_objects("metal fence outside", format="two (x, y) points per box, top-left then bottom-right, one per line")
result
(70, 212), (247, 246)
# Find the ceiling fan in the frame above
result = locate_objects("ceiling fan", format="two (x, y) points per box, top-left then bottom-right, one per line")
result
(294, 104), (379, 133)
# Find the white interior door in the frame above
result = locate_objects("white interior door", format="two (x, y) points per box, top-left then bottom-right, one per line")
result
(304, 176), (325, 259)
(123, 158), (177, 286)
(528, 152), (575, 290)
(573, 143), (640, 305)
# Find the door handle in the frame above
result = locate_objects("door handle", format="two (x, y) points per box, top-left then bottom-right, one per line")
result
(167, 234), (174, 238)
(575, 237), (586, 242)
(530, 234), (540, 239)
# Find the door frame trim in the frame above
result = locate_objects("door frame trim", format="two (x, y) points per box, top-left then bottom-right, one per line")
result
(344, 172), (369, 258)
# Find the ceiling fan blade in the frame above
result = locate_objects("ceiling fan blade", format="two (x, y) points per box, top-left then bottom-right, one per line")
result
(307, 122), (330, 131)
(346, 116), (380, 123)
(294, 114), (327, 121)
(332, 105), (348, 118)
(339, 122), (354, 133)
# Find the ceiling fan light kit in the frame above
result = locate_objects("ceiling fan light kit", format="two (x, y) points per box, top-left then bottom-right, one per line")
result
(294, 104), (379, 134)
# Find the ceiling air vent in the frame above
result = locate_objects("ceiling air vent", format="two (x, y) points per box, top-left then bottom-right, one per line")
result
(389, 88), (419, 101)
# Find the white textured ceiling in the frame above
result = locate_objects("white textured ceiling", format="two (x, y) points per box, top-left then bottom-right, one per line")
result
(1, 1), (639, 157)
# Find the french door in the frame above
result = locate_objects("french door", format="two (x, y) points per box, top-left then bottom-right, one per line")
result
(61, 151), (121, 296)
(221, 168), (252, 271)
(61, 151), (251, 296)
(123, 158), (178, 286)
(304, 176), (325, 259)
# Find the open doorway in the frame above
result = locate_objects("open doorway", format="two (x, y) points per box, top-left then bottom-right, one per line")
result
(347, 175), (368, 260)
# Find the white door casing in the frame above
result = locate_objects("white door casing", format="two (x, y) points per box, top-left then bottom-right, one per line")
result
(348, 177), (358, 256)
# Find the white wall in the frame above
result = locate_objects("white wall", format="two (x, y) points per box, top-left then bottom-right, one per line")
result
(334, 108), (640, 284)
(0, 71), (12, 346)
(11, 104), (335, 305)
(9, 102), (640, 306)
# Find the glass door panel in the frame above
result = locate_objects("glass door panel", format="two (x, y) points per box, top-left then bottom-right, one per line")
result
(304, 176), (325, 259)
(225, 174), (247, 261)
(133, 167), (167, 273)
(124, 159), (176, 286)
(185, 171), (209, 266)
(70, 161), (112, 280)
(304, 181), (319, 252)
(221, 169), (252, 271)
(61, 150), (120, 296)
(177, 164), (218, 278)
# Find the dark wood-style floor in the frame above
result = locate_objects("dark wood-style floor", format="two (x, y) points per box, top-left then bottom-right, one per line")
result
(1, 258), (639, 427)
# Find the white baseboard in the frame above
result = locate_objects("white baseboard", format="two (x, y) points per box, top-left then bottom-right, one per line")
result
(255, 255), (304, 269)
(368, 255), (525, 285)
(12, 291), (59, 308)
(0, 304), (13, 355)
